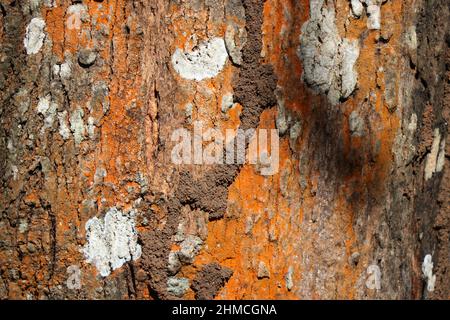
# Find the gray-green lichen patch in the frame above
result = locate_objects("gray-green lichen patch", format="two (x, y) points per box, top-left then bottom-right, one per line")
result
(167, 251), (182, 275)
(178, 235), (203, 264)
(83, 207), (142, 277)
(275, 87), (295, 136)
(22, 0), (56, 13)
(167, 277), (190, 297)
(224, 23), (246, 66)
(349, 110), (365, 137)
(298, 0), (360, 105)
(69, 107), (85, 144)
(257, 261), (270, 279)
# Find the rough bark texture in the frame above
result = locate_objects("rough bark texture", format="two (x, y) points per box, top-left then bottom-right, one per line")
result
(0, 0), (448, 300)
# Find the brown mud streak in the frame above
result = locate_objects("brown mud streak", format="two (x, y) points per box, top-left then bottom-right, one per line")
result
(140, 0), (277, 299)
(177, 0), (277, 220)
(191, 263), (233, 300)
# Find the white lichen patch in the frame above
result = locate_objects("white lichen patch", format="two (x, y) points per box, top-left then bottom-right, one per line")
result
(83, 207), (142, 277)
(366, 4), (381, 30)
(341, 39), (360, 98)
(177, 235), (203, 264)
(44, 0), (56, 8)
(425, 128), (445, 180)
(408, 113), (418, 133)
(66, 4), (88, 30)
(24, 17), (46, 55)
(11, 165), (18, 181)
(221, 93), (234, 113)
(285, 266), (294, 291)
(60, 62), (72, 78)
(184, 103), (193, 122)
(422, 254), (436, 292)
(53, 61), (72, 79)
(351, 1), (382, 30)
(365, 264), (381, 290)
(171, 37), (228, 81)
(57, 111), (71, 140)
(87, 116), (96, 140)
(37, 95), (58, 132)
(298, 0), (360, 105)
(436, 137), (446, 173)
(405, 26), (418, 51)
(18, 219), (28, 233)
(37, 95), (51, 114)
(350, 0), (364, 17)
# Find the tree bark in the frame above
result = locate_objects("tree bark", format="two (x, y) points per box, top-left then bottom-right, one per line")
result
(0, 0), (448, 299)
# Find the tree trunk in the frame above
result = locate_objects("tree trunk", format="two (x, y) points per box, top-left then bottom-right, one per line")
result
(0, 0), (448, 300)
